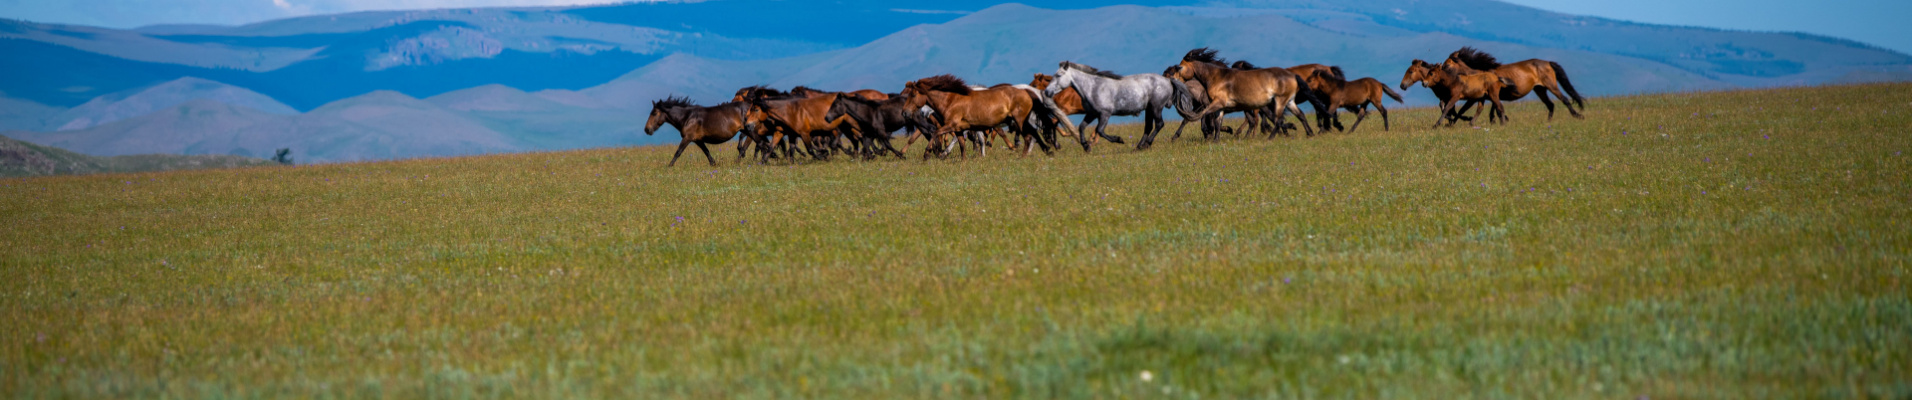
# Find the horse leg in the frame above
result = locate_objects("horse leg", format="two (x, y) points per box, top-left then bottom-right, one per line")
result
(1449, 100), (1477, 126)
(1346, 105), (1369, 134)
(1434, 100), (1455, 129)
(1375, 102), (1390, 131)
(1137, 108), (1159, 149)
(1535, 89), (1557, 121)
(668, 140), (691, 166)
(1291, 99), (1314, 137)
(1468, 99), (1486, 126)
(1090, 112), (1118, 152)
(1546, 83), (1583, 119)
(695, 142), (717, 166)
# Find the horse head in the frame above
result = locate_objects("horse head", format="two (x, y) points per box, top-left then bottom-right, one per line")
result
(646, 95), (696, 135)
(1401, 60), (1435, 90)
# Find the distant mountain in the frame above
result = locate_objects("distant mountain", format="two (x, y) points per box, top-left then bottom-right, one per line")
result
(426, 84), (568, 112)
(12, 94), (520, 164)
(0, 133), (273, 177)
(49, 77), (297, 131)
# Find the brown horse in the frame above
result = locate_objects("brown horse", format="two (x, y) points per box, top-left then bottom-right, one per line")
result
(1443, 47), (1585, 120)
(1167, 48), (1313, 138)
(902, 75), (1054, 158)
(1401, 60), (1484, 125)
(1305, 70), (1403, 133)
(1236, 60), (1344, 132)
(1420, 63), (1512, 127)
(645, 96), (752, 166)
(745, 89), (863, 160)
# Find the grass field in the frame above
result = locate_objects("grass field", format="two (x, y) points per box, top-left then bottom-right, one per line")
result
(4, 84), (1910, 398)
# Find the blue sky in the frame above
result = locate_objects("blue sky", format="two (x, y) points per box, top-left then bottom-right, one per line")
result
(0, 0), (1905, 54)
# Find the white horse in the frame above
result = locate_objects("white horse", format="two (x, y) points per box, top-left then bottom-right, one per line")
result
(1042, 61), (1175, 151)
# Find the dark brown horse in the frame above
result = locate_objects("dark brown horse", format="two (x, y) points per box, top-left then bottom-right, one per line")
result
(1443, 47), (1585, 120)
(645, 96), (752, 166)
(823, 94), (918, 159)
(902, 75), (1054, 158)
(1167, 48), (1313, 138)
(1305, 70), (1403, 133)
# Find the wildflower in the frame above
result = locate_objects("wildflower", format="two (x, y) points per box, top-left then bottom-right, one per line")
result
(1139, 370), (1154, 382)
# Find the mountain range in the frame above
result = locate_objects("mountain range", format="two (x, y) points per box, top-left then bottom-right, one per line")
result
(2, 0), (1907, 163)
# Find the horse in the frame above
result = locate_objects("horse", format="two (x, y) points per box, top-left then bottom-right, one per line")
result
(744, 89), (863, 160)
(1443, 47), (1585, 120)
(1043, 61), (1173, 150)
(1304, 70), (1403, 133)
(902, 75), (1056, 159)
(1234, 60), (1342, 132)
(1167, 48), (1313, 139)
(824, 94), (922, 159)
(1420, 63), (1512, 127)
(644, 96), (752, 166)
(1401, 60), (1482, 125)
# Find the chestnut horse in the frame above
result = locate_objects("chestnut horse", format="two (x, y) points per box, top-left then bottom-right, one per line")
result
(1419, 63), (1512, 127)
(745, 89), (863, 160)
(1304, 70), (1403, 133)
(1444, 47), (1585, 120)
(1401, 60), (1483, 125)
(644, 96), (752, 166)
(902, 75), (1055, 158)
(1167, 48), (1313, 138)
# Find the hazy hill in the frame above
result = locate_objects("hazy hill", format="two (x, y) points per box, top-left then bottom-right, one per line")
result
(48, 77), (298, 131)
(0, 133), (273, 177)
(0, 93), (62, 132)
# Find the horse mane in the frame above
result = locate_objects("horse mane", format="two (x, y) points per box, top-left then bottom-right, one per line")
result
(914, 74), (972, 95)
(1330, 66), (1346, 80)
(1229, 60), (1258, 70)
(1060, 61), (1123, 79)
(651, 95), (696, 110)
(1311, 69), (1345, 84)
(791, 86), (828, 95)
(742, 85), (787, 97)
(1450, 47), (1502, 70)
(1182, 48), (1225, 65)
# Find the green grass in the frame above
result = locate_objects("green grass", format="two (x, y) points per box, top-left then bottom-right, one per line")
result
(3, 84), (1909, 398)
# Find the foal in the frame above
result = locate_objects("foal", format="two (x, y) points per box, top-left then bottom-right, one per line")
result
(1305, 70), (1404, 133)
(644, 96), (751, 166)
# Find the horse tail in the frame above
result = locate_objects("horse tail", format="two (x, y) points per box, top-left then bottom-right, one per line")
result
(1024, 87), (1078, 136)
(1381, 83), (1404, 104)
(1290, 74), (1317, 106)
(1329, 66), (1346, 80)
(1169, 77), (1201, 120)
(1550, 61), (1586, 109)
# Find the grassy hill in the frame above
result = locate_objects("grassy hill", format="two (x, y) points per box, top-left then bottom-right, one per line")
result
(2, 84), (1907, 397)
(0, 133), (274, 177)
